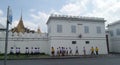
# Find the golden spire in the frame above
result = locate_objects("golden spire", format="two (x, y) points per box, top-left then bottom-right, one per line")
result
(11, 10), (35, 34)
(20, 10), (22, 21)
(37, 26), (42, 34)
(16, 11), (25, 33)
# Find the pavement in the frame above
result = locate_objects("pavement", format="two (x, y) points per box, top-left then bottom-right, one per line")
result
(1, 54), (120, 65)
(1, 54), (120, 60)
(28, 54), (119, 59)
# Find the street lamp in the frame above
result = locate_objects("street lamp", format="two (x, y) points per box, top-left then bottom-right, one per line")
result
(4, 6), (12, 65)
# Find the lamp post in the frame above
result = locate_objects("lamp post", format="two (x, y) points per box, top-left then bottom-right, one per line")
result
(4, 6), (12, 65)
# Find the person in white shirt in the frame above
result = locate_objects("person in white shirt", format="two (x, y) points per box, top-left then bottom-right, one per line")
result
(57, 48), (59, 56)
(75, 46), (79, 55)
(18, 47), (20, 54)
(35, 47), (37, 55)
(83, 46), (86, 55)
(37, 47), (40, 54)
(25, 47), (29, 55)
(59, 47), (62, 56)
(10, 47), (14, 54)
(31, 47), (34, 55)
(69, 47), (73, 56)
(16, 47), (19, 55)
(65, 48), (68, 56)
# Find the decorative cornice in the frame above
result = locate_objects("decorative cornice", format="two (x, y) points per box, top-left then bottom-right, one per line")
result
(47, 14), (106, 24)
(108, 20), (120, 27)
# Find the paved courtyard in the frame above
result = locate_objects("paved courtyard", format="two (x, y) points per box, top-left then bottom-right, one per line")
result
(0, 55), (120, 65)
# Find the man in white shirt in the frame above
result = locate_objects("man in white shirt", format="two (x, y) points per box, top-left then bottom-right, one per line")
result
(75, 46), (79, 55)
(16, 47), (19, 55)
(35, 47), (37, 55)
(10, 47), (14, 54)
(25, 47), (29, 55)
(69, 47), (73, 56)
(37, 47), (40, 54)
(18, 47), (20, 54)
(31, 47), (34, 55)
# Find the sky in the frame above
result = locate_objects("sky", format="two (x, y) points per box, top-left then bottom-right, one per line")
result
(0, 0), (120, 32)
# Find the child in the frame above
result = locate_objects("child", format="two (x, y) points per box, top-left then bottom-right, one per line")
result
(51, 47), (55, 56)
(90, 46), (95, 55)
(83, 46), (86, 55)
(75, 46), (79, 55)
(95, 47), (99, 55)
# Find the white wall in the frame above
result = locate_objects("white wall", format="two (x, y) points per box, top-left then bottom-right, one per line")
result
(47, 18), (108, 55)
(0, 32), (49, 54)
(50, 37), (107, 55)
(108, 23), (120, 53)
(48, 19), (105, 38)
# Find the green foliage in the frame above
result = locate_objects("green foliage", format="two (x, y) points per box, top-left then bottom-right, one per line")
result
(0, 53), (49, 60)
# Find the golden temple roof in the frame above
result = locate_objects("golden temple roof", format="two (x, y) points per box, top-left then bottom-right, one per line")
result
(37, 27), (42, 34)
(11, 15), (25, 33)
(11, 13), (42, 34)
(16, 15), (25, 33)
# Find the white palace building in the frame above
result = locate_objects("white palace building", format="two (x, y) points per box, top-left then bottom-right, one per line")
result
(0, 14), (108, 55)
(107, 20), (120, 53)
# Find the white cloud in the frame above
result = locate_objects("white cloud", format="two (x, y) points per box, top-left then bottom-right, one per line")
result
(49, 9), (61, 15)
(30, 11), (49, 32)
(0, 17), (6, 27)
(23, 0), (120, 32)
(59, 0), (89, 15)
(84, 0), (120, 24)
(24, 21), (37, 30)
(29, 9), (36, 12)
(58, 0), (120, 25)
(0, 10), (3, 16)
(60, 3), (81, 15)
(0, 10), (6, 28)
(30, 11), (49, 21)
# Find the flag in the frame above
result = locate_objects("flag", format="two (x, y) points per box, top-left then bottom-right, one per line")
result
(7, 6), (12, 24)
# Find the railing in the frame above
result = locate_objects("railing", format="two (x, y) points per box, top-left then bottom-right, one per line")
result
(50, 14), (104, 21)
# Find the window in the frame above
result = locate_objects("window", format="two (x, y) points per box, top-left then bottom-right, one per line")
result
(85, 41), (90, 44)
(57, 24), (62, 33)
(116, 29), (120, 35)
(72, 41), (76, 44)
(71, 25), (76, 33)
(110, 30), (114, 36)
(26, 47), (28, 49)
(96, 26), (101, 34)
(11, 47), (13, 49)
(84, 26), (89, 33)
(48, 26), (51, 33)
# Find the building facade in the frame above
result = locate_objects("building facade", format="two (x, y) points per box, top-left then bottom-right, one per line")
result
(107, 20), (120, 53)
(0, 14), (108, 55)
(47, 14), (108, 55)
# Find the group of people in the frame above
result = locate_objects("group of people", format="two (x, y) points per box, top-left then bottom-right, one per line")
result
(10, 47), (40, 55)
(26, 47), (40, 55)
(51, 46), (99, 56)
(90, 46), (99, 55)
(10, 47), (20, 55)
(51, 47), (73, 56)
(51, 46), (80, 56)
(9, 46), (99, 56)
